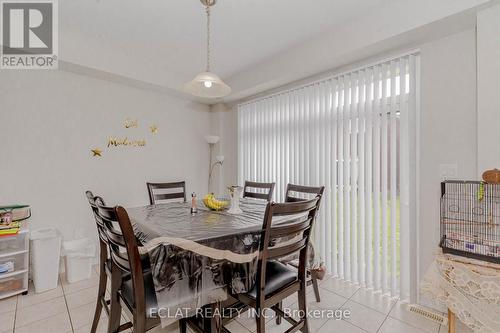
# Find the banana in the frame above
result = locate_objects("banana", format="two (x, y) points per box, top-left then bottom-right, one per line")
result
(203, 193), (229, 211)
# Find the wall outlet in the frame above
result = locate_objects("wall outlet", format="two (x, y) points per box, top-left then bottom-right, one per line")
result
(439, 164), (458, 180)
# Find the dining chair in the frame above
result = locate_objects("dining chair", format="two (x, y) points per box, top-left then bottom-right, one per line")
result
(283, 184), (325, 303)
(85, 191), (112, 333)
(243, 181), (275, 202)
(96, 201), (160, 333)
(224, 196), (321, 333)
(146, 181), (186, 205)
(284, 184), (325, 204)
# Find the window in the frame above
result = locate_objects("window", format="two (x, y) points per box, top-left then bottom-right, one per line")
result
(238, 54), (419, 298)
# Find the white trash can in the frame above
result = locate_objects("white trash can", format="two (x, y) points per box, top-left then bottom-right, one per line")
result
(62, 238), (95, 283)
(30, 228), (62, 293)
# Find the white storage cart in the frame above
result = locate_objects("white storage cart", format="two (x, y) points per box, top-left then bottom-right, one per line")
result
(0, 207), (30, 299)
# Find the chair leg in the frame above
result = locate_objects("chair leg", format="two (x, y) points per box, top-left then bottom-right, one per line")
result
(133, 315), (147, 333)
(298, 284), (309, 333)
(108, 265), (122, 333)
(91, 247), (108, 333)
(91, 269), (106, 333)
(275, 301), (282, 325)
(179, 318), (187, 333)
(310, 270), (321, 303)
(255, 310), (266, 333)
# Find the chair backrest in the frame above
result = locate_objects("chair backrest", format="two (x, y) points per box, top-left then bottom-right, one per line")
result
(146, 181), (186, 205)
(96, 202), (146, 310)
(284, 184), (325, 204)
(255, 196), (321, 299)
(85, 191), (108, 245)
(284, 184), (325, 217)
(243, 181), (275, 202)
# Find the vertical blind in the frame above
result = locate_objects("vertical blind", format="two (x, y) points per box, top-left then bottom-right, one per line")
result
(238, 53), (418, 298)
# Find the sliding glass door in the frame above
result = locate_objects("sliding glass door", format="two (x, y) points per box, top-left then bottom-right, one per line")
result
(238, 54), (418, 299)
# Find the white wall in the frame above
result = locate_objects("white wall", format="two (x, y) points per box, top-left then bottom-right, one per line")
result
(477, 3), (500, 173)
(418, 29), (478, 303)
(0, 70), (210, 243)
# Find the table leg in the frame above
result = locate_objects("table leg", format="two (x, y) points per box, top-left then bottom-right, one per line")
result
(206, 301), (222, 333)
(448, 308), (456, 333)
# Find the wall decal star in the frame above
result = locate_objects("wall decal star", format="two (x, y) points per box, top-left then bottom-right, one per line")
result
(91, 148), (103, 157)
(150, 125), (158, 134)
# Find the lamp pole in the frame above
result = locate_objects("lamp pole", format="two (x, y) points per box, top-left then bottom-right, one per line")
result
(206, 135), (223, 192)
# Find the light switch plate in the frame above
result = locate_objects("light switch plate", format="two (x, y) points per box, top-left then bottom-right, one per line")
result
(439, 164), (458, 180)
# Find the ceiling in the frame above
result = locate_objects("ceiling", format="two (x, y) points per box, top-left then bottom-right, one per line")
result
(59, 0), (392, 98)
(59, 0), (490, 103)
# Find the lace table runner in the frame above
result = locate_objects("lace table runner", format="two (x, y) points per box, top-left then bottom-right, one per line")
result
(421, 252), (500, 333)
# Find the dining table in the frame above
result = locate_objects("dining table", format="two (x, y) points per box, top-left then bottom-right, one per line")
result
(127, 198), (308, 332)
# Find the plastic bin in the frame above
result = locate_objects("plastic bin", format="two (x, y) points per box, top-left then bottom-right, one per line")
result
(62, 238), (95, 283)
(30, 228), (61, 293)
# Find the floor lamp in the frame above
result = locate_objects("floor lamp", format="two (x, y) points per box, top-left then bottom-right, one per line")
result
(206, 135), (224, 191)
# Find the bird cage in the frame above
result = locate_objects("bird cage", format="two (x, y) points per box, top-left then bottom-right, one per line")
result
(440, 181), (500, 263)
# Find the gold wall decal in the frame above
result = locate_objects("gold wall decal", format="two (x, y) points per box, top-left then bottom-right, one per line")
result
(91, 118), (154, 158)
(108, 137), (146, 147)
(91, 148), (103, 157)
(124, 118), (138, 129)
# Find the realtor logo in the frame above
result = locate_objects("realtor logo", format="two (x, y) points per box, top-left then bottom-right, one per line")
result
(1, 0), (58, 69)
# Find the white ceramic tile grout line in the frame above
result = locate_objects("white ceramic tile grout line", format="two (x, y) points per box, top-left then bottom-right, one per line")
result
(60, 276), (76, 333)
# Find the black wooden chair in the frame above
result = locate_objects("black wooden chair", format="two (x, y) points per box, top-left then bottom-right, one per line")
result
(284, 184), (325, 204)
(224, 196), (321, 333)
(146, 181), (186, 205)
(283, 184), (325, 303)
(243, 181), (275, 202)
(96, 202), (160, 333)
(86, 191), (112, 333)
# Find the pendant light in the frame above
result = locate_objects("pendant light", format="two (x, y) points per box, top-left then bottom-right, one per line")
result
(185, 0), (231, 98)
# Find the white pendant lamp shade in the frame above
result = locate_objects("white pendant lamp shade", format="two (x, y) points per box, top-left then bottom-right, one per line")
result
(185, 71), (231, 98)
(185, 0), (231, 99)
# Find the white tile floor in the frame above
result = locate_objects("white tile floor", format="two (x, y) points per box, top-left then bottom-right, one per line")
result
(0, 267), (471, 333)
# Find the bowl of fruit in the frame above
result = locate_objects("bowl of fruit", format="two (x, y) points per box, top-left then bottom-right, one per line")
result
(202, 193), (229, 211)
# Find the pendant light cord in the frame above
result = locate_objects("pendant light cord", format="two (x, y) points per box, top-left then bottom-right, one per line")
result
(205, 5), (211, 72)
